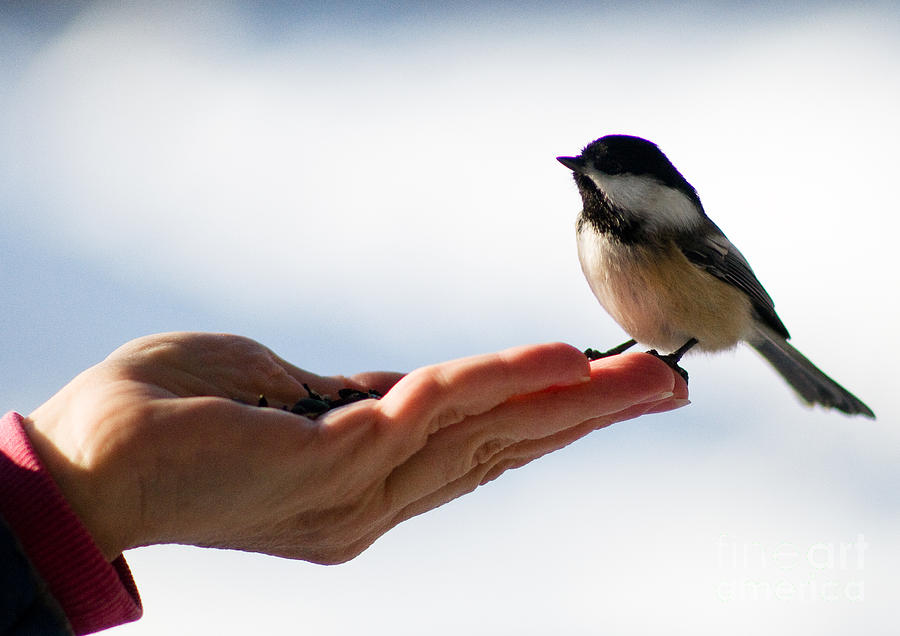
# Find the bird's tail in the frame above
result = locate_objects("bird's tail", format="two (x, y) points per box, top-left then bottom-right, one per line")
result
(748, 324), (874, 418)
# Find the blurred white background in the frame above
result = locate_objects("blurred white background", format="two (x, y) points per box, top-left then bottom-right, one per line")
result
(1, 2), (898, 634)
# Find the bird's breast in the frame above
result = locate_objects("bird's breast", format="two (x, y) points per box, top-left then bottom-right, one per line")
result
(576, 226), (754, 353)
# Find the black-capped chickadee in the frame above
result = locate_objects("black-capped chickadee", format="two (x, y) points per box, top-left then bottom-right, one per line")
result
(557, 134), (874, 418)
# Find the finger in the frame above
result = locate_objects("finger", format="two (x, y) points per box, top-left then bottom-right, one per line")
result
(265, 352), (349, 396)
(389, 390), (687, 527)
(113, 333), (311, 403)
(346, 371), (407, 396)
(381, 352), (679, 514)
(377, 341), (591, 438)
(308, 343), (591, 498)
(320, 388), (683, 563)
(268, 356), (405, 402)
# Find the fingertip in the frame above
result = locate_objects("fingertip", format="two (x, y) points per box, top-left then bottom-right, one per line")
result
(499, 342), (592, 385)
(378, 342), (593, 433)
(590, 351), (689, 400)
(542, 342), (594, 384)
(672, 375), (689, 400)
(550, 342), (594, 380)
(635, 352), (690, 399)
(642, 397), (692, 415)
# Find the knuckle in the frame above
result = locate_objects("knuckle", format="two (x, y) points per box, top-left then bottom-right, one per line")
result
(469, 436), (514, 468)
(472, 437), (506, 465)
(432, 404), (466, 433)
(396, 366), (465, 434)
(479, 456), (525, 486)
(405, 365), (448, 400)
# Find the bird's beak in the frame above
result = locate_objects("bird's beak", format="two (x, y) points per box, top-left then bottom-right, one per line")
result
(556, 155), (586, 172)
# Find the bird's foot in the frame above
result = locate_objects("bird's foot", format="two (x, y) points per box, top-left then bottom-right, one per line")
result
(584, 339), (637, 361)
(644, 338), (698, 384)
(645, 350), (690, 384)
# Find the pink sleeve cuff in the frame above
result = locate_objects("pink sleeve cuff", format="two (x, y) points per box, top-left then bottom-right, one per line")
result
(0, 411), (142, 634)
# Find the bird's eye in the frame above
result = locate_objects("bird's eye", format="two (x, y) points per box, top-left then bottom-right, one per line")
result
(601, 159), (624, 175)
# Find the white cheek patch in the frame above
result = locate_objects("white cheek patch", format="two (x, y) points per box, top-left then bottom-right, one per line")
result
(583, 167), (701, 233)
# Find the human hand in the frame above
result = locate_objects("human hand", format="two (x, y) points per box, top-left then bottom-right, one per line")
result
(24, 332), (687, 565)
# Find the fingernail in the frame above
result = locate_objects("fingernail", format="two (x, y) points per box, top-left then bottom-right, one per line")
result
(639, 390), (674, 404)
(644, 397), (691, 414)
(557, 374), (592, 387)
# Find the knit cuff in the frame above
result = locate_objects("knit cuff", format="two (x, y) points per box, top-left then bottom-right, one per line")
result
(0, 411), (142, 634)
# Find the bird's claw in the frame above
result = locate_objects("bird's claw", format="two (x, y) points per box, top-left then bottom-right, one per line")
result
(646, 349), (690, 384)
(584, 339), (638, 361)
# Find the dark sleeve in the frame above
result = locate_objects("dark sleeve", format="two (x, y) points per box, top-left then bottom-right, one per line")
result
(1, 514), (74, 636)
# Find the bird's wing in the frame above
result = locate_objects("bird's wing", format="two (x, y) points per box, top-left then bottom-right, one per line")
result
(679, 221), (791, 339)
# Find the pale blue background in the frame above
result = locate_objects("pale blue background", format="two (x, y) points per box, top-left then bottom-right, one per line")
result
(2, 2), (898, 634)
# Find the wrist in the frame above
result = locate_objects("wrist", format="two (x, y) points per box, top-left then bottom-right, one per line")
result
(25, 393), (139, 561)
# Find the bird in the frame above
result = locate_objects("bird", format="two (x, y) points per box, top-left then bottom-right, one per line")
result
(557, 134), (874, 418)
